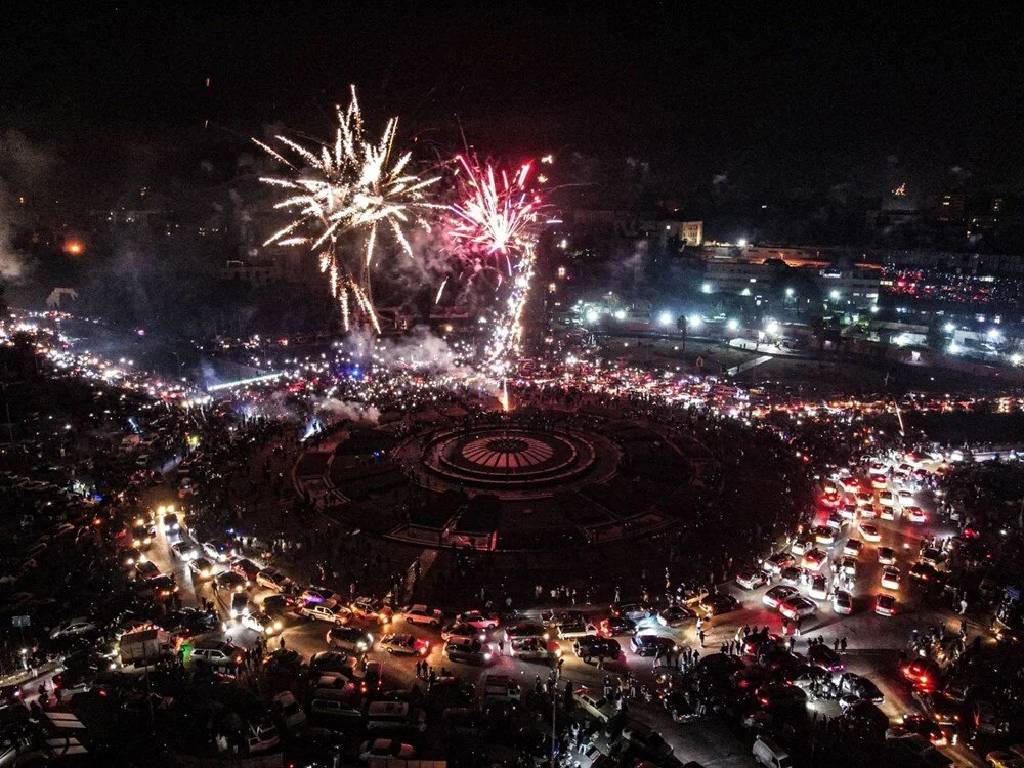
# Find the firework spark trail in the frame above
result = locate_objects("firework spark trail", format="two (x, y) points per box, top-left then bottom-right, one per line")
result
(434, 277), (448, 305)
(256, 86), (439, 332)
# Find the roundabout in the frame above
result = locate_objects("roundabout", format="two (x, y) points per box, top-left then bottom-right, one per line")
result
(293, 405), (733, 553)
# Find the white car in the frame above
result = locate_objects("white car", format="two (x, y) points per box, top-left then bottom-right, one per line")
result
(842, 539), (862, 558)
(299, 602), (350, 624)
(858, 523), (881, 543)
(881, 567), (901, 591)
(736, 569), (769, 590)
(402, 604), (443, 627)
(875, 594), (897, 616)
(904, 506), (927, 524)
(808, 576), (828, 601)
(801, 549), (828, 572)
(171, 541), (199, 561)
(763, 586), (799, 609)
(779, 597), (817, 620)
(457, 611), (500, 631)
(897, 489), (915, 504)
(241, 611), (283, 636)
(879, 491), (895, 507)
(256, 569), (295, 592)
(790, 538), (812, 557)
(832, 590), (853, 615)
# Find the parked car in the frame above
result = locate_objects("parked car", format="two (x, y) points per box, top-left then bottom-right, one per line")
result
(191, 640), (243, 667)
(763, 585), (799, 609)
(326, 626), (374, 653)
(736, 568), (769, 590)
(188, 557), (214, 580)
(401, 604), (443, 627)
(629, 634), (676, 657)
(572, 636), (621, 662)
(301, 602), (350, 624)
(443, 640), (493, 665)
(378, 633), (429, 656)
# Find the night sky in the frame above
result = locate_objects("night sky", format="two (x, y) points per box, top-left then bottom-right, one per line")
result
(4, 3), (1024, 197)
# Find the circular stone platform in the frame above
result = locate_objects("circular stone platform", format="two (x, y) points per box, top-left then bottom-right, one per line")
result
(425, 426), (591, 489)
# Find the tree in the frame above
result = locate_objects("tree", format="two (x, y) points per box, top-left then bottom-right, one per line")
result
(926, 322), (946, 351)
(676, 314), (688, 354)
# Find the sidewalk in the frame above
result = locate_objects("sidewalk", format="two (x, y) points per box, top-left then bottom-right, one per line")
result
(0, 659), (63, 689)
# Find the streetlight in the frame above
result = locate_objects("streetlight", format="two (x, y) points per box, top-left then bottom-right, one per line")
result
(658, 310), (674, 327)
(726, 318), (740, 332)
(785, 287), (795, 298)
(828, 289), (841, 301)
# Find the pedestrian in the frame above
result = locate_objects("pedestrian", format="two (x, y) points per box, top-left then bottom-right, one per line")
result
(833, 638), (840, 652)
(279, 635), (286, 650)
(498, 639), (505, 656)
(840, 637), (847, 652)
(697, 629), (705, 648)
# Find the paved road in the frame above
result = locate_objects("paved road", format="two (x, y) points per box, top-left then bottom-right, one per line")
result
(135, 472), (984, 766)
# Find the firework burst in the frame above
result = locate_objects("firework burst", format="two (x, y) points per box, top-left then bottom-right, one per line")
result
(448, 154), (538, 274)
(444, 155), (543, 377)
(256, 87), (439, 332)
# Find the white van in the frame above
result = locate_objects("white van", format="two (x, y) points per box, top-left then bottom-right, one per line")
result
(571, 686), (615, 724)
(753, 736), (793, 768)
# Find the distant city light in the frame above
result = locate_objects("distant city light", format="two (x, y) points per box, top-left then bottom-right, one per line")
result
(585, 308), (600, 324)
(63, 240), (85, 255)
(828, 289), (841, 300)
(701, 282), (712, 294)
(613, 308), (627, 321)
(687, 314), (702, 329)
(658, 310), (674, 327)
(785, 287), (795, 298)
(869, 305), (880, 314)
(737, 238), (747, 248)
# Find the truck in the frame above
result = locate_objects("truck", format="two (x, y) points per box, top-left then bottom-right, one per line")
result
(118, 628), (172, 669)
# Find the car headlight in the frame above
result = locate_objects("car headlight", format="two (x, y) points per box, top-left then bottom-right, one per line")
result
(273, 621), (282, 631)
(264, 626), (273, 635)
(125, 558), (135, 566)
(484, 652), (492, 660)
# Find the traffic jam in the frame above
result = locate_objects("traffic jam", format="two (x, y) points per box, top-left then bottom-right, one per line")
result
(98, 444), (990, 766)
